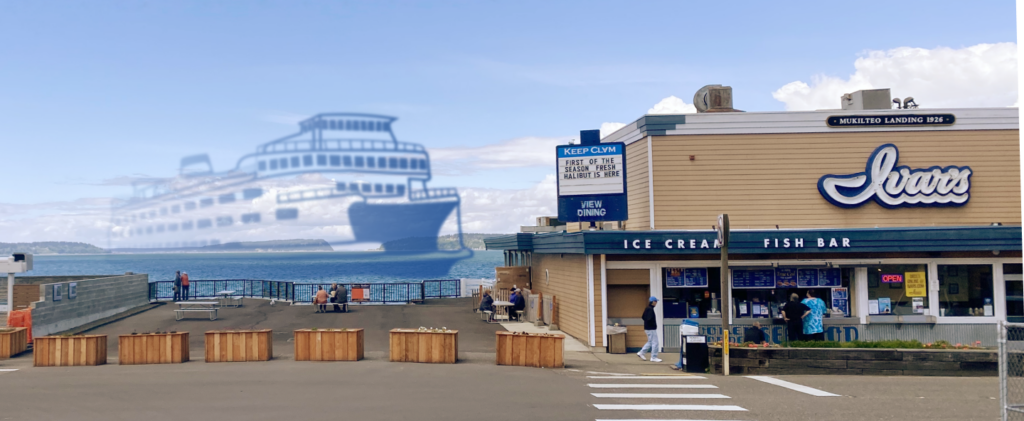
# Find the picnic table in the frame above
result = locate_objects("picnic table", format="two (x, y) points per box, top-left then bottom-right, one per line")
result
(175, 301), (218, 321)
(491, 300), (513, 322)
(217, 290), (243, 308)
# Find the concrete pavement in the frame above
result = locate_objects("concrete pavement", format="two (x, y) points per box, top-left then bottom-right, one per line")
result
(0, 297), (1002, 420)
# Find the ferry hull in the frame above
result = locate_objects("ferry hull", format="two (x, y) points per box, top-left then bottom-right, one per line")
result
(348, 201), (458, 251)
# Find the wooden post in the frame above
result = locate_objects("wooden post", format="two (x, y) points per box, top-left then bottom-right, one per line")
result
(718, 214), (731, 376)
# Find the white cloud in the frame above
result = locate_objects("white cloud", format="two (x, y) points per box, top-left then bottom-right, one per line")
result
(600, 95), (697, 138)
(429, 136), (570, 174)
(600, 122), (626, 139)
(773, 43), (1018, 110)
(648, 95), (697, 114)
(442, 175), (557, 234)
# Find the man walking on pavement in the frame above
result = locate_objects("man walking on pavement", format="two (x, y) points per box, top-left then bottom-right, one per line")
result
(637, 296), (662, 362)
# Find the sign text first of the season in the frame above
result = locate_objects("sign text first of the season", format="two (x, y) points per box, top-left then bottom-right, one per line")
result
(556, 140), (628, 223)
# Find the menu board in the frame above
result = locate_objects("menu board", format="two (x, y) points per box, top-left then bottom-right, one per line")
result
(797, 268), (819, 287)
(818, 268), (842, 287)
(732, 268), (776, 289)
(666, 268), (709, 288)
(832, 287), (849, 316)
(775, 268), (798, 287)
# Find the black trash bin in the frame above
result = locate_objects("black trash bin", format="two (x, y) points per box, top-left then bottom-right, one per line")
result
(683, 335), (709, 373)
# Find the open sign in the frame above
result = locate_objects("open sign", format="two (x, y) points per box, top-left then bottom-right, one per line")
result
(881, 274), (904, 283)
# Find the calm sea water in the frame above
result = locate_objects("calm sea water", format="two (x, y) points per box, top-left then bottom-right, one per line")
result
(26, 250), (503, 283)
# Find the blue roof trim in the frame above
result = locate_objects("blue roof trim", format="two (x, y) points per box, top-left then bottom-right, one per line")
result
(485, 226), (1022, 255)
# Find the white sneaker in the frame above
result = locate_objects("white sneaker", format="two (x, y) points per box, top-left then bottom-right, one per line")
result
(637, 352), (647, 361)
(651, 357), (663, 362)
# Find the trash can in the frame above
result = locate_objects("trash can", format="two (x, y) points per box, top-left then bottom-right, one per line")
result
(683, 335), (709, 373)
(607, 325), (628, 354)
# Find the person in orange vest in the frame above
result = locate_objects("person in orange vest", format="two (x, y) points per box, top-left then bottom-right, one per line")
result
(181, 272), (190, 301)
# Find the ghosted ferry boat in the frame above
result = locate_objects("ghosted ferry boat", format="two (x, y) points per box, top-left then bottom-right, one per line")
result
(108, 113), (471, 271)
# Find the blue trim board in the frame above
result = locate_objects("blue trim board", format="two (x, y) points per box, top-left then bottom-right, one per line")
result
(483, 226), (1022, 255)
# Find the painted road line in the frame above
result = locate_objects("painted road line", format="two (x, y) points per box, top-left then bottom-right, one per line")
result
(639, 373), (700, 376)
(588, 384), (718, 389)
(586, 371), (632, 376)
(596, 419), (751, 421)
(592, 393), (730, 399)
(747, 376), (840, 397)
(589, 379), (708, 383)
(594, 404), (747, 411)
(0, 369), (18, 372)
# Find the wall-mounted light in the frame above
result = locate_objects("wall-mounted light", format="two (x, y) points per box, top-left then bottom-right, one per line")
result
(992, 222), (1003, 226)
(993, 250), (1001, 256)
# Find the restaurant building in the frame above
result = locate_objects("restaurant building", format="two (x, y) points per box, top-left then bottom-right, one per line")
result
(485, 88), (1022, 351)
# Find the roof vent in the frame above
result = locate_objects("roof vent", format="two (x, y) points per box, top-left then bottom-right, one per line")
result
(840, 89), (892, 110)
(693, 85), (742, 113)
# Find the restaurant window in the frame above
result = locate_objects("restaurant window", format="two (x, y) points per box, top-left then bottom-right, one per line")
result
(330, 155), (341, 166)
(378, 157), (386, 168)
(279, 158), (288, 169)
(661, 267), (721, 319)
(355, 156), (364, 167)
(317, 155), (327, 166)
(367, 156), (376, 168)
(938, 265), (994, 317)
(303, 155), (313, 167)
(270, 160), (278, 170)
(343, 155), (352, 167)
(867, 264), (929, 316)
(1006, 264), (1024, 322)
(258, 161), (266, 171)
(729, 267), (853, 319)
(291, 156), (300, 168)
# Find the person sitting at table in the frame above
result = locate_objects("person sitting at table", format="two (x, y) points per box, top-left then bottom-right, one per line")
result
(508, 288), (520, 320)
(334, 284), (348, 312)
(744, 321), (768, 345)
(512, 288), (526, 321)
(314, 286), (329, 313)
(479, 290), (494, 313)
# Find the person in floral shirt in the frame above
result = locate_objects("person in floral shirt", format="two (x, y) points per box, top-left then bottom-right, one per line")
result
(801, 290), (827, 341)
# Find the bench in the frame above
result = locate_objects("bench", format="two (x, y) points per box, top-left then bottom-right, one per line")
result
(175, 308), (217, 321)
(315, 302), (349, 312)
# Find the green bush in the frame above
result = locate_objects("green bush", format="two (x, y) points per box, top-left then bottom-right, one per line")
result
(785, 339), (924, 349)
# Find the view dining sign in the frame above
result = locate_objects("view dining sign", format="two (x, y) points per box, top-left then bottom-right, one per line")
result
(817, 144), (972, 208)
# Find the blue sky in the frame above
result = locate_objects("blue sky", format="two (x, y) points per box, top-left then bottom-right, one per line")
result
(0, 1), (1017, 241)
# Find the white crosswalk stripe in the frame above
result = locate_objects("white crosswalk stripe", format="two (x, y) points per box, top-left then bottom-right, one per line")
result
(588, 384), (718, 389)
(594, 404), (747, 411)
(592, 393), (731, 399)
(589, 379), (708, 383)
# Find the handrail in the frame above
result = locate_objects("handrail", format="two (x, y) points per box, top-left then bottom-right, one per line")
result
(409, 188), (460, 201)
(258, 138), (425, 154)
(149, 279), (461, 304)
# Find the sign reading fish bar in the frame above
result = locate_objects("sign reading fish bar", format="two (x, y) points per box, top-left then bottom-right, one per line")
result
(826, 114), (955, 128)
(556, 141), (628, 222)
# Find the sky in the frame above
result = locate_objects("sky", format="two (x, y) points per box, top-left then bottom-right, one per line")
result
(0, 0), (1018, 245)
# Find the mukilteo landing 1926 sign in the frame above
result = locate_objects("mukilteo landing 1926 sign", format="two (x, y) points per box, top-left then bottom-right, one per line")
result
(826, 113), (955, 127)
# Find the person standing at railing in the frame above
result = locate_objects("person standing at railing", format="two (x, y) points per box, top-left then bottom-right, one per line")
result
(181, 272), (190, 301)
(173, 271), (182, 301)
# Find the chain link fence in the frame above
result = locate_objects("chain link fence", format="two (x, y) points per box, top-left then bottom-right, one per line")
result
(1000, 322), (1024, 420)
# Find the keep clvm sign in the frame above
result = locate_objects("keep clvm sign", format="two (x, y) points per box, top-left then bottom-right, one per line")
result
(556, 142), (627, 222)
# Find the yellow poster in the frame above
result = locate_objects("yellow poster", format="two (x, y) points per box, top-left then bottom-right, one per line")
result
(905, 272), (927, 297)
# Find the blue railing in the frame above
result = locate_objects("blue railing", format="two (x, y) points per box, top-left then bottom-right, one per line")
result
(149, 279), (460, 304)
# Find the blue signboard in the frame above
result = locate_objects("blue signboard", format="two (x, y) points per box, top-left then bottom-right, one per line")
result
(832, 287), (850, 316)
(797, 268), (819, 287)
(666, 268), (708, 288)
(732, 268), (776, 289)
(818, 268), (842, 287)
(775, 268), (798, 287)
(556, 133), (627, 223)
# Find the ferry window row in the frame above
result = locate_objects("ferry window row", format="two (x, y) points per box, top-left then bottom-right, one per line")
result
(337, 182), (405, 195)
(121, 209), (309, 236)
(117, 189), (265, 224)
(303, 119), (390, 132)
(258, 154), (427, 172)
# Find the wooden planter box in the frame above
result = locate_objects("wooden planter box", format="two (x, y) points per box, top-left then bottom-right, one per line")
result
(205, 329), (272, 362)
(34, 335), (107, 367)
(118, 332), (189, 365)
(294, 329), (364, 361)
(389, 329), (458, 364)
(495, 331), (564, 368)
(0, 327), (28, 359)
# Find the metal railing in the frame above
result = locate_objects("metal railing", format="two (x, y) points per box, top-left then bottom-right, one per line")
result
(149, 279), (461, 304)
(1001, 321), (1024, 420)
(259, 138), (425, 154)
(409, 188), (460, 201)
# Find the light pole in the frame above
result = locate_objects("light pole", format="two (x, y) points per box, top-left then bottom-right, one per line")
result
(717, 214), (730, 376)
(0, 253), (32, 313)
